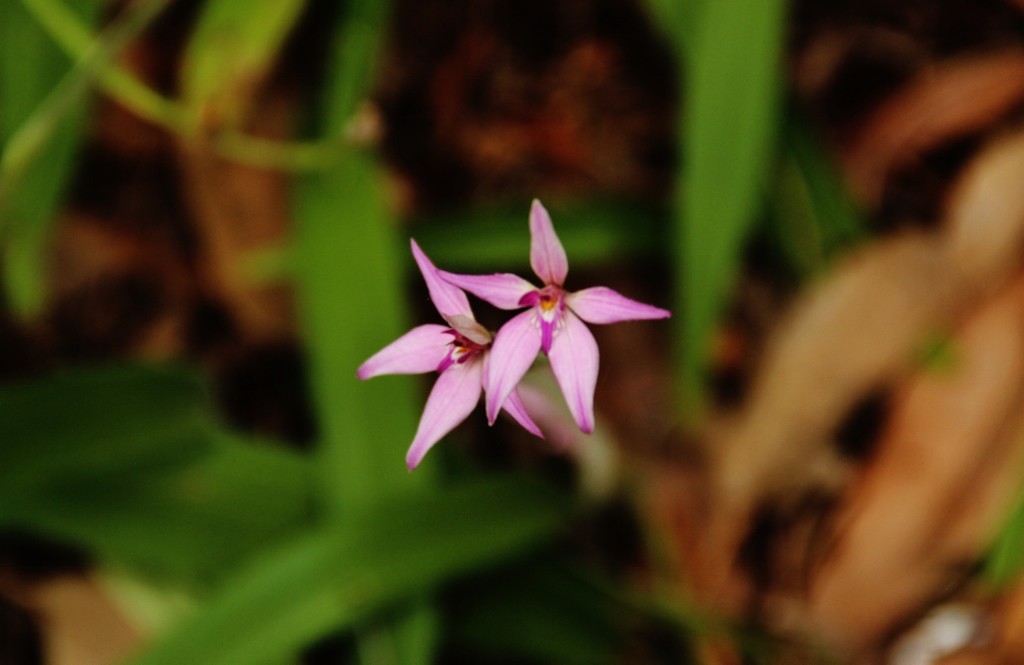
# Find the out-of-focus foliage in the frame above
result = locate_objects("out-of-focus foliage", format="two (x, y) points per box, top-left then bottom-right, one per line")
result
(0, 0), (98, 315)
(3, 0), (1024, 663)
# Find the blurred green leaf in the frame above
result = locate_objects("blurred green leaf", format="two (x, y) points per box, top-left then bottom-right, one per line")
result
(413, 199), (668, 272)
(182, 0), (306, 128)
(6, 434), (311, 585)
(675, 0), (787, 415)
(769, 119), (864, 279)
(986, 483), (1024, 587)
(294, 2), (438, 662)
(295, 0), (425, 515)
(1, 0), (173, 316)
(449, 561), (622, 665)
(125, 477), (570, 665)
(0, 364), (212, 497)
(0, 0), (96, 315)
(0, 364), (312, 585)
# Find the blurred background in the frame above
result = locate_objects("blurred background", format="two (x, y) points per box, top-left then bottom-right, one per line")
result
(3, 0), (1024, 663)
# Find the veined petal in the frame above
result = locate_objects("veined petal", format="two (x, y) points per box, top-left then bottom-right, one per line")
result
(440, 271), (536, 310)
(529, 199), (568, 286)
(502, 388), (544, 439)
(357, 324), (450, 379)
(548, 312), (599, 434)
(406, 359), (483, 469)
(411, 239), (472, 318)
(567, 286), (672, 324)
(484, 309), (542, 424)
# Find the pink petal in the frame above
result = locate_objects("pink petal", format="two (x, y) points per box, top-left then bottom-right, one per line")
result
(406, 359), (483, 469)
(548, 312), (599, 434)
(440, 271), (536, 310)
(566, 287), (672, 324)
(501, 388), (544, 439)
(529, 200), (568, 286)
(442, 313), (492, 345)
(484, 309), (542, 424)
(411, 239), (472, 318)
(515, 382), (580, 452)
(357, 324), (450, 379)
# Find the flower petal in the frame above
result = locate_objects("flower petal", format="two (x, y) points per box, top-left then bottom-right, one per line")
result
(406, 359), (483, 469)
(411, 239), (472, 318)
(529, 199), (568, 286)
(501, 388), (544, 439)
(440, 271), (536, 310)
(548, 312), (599, 434)
(566, 286), (671, 324)
(357, 324), (450, 379)
(442, 313), (492, 345)
(484, 309), (542, 424)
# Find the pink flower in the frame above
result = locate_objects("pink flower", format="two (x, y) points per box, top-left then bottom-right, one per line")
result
(357, 240), (541, 469)
(442, 200), (671, 434)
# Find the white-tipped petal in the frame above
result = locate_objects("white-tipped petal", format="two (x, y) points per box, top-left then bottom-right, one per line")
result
(440, 271), (536, 310)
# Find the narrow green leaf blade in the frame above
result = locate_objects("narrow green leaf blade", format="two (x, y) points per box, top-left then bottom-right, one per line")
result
(675, 0), (788, 414)
(0, 0), (97, 315)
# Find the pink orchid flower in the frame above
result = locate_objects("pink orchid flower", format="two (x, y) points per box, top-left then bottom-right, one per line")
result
(442, 200), (671, 434)
(357, 240), (542, 469)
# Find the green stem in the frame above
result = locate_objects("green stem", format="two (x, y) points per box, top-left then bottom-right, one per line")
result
(1, 0), (172, 213)
(16, 0), (342, 172)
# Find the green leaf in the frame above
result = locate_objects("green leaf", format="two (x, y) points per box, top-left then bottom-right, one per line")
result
(1, 0), (173, 316)
(0, 364), (212, 498)
(293, 2), (438, 662)
(181, 0), (306, 128)
(295, 0), (426, 515)
(0, 364), (312, 585)
(772, 118), (863, 274)
(412, 199), (668, 272)
(6, 435), (312, 586)
(675, 0), (788, 415)
(125, 477), (570, 665)
(0, 0), (97, 315)
(448, 561), (622, 665)
(987, 485), (1024, 587)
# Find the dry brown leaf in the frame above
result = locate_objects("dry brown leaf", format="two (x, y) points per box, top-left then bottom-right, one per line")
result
(24, 575), (140, 665)
(843, 51), (1024, 205)
(808, 275), (1024, 650)
(945, 128), (1024, 296)
(176, 92), (297, 343)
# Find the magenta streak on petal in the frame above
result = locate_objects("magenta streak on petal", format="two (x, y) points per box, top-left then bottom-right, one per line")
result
(484, 309), (542, 424)
(436, 348), (456, 373)
(566, 286), (671, 325)
(357, 324), (450, 379)
(501, 388), (544, 439)
(411, 239), (472, 318)
(405, 358), (483, 470)
(440, 271), (536, 310)
(539, 315), (557, 355)
(548, 312), (599, 434)
(529, 200), (568, 286)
